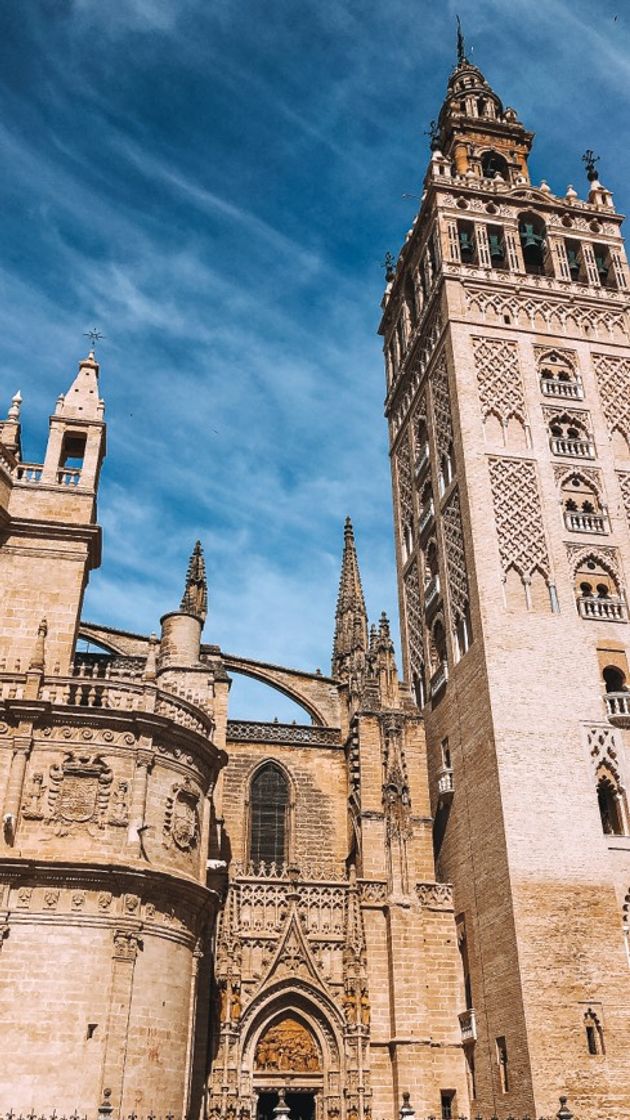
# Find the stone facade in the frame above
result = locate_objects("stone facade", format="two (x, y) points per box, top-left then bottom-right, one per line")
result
(0, 351), (467, 1120)
(381, 42), (630, 1120)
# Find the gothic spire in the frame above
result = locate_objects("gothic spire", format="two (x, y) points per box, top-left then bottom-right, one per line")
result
(180, 540), (208, 623)
(332, 517), (368, 680)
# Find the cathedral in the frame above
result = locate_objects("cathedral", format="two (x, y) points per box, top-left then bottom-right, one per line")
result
(2, 29), (630, 1120)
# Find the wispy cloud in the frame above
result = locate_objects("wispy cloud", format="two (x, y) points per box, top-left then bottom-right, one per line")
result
(1, 0), (628, 716)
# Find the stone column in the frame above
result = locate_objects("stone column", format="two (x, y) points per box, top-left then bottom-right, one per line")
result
(2, 731), (31, 846)
(99, 927), (142, 1112)
(127, 745), (154, 855)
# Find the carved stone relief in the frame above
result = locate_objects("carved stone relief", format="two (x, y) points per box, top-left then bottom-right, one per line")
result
(163, 778), (200, 852)
(254, 1017), (321, 1072)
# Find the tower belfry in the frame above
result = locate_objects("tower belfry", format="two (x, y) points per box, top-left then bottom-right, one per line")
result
(381, 28), (630, 1119)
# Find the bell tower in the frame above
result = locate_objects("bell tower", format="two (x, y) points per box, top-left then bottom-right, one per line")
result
(381, 25), (630, 1119)
(0, 351), (105, 675)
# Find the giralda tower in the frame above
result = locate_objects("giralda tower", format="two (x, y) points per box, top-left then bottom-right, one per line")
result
(380, 27), (630, 1120)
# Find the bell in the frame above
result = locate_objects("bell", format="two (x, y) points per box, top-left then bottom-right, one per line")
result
(519, 223), (544, 250)
(459, 230), (474, 259)
(566, 248), (580, 276)
(488, 233), (505, 260)
(595, 255), (609, 281)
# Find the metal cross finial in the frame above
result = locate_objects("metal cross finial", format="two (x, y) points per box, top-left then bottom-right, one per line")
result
(582, 149), (600, 182)
(456, 15), (467, 64)
(83, 328), (105, 350)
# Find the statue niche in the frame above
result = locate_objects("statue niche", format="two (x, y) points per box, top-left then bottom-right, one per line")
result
(254, 1016), (321, 1073)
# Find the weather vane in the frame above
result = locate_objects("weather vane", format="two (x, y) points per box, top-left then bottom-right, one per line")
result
(381, 252), (396, 282)
(582, 149), (600, 182)
(425, 119), (441, 151)
(456, 15), (467, 65)
(83, 328), (105, 350)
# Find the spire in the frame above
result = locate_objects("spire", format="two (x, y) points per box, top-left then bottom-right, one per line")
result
(180, 540), (208, 623)
(332, 517), (368, 680)
(29, 618), (47, 672)
(456, 15), (467, 65)
(57, 351), (102, 421)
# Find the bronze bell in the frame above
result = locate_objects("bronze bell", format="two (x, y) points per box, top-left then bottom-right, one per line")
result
(488, 233), (505, 260)
(519, 222), (544, 250)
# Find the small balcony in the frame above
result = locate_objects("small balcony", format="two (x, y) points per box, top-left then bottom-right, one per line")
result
(437, 765), (454, 800)
(605, 691), (630, 728)
(415, 443), (430, 480)
(430, 660), (448, 698)
(15, 462), (43, 483)
(550, 435), (595, 459)
(540, 376), (584, 401)
(418, 498), (435, 539)
(424, 573), (441, 616)
(577, 595), (627, 622)
(564, 510), (607, 534)
(459, 1008), (477, 1044)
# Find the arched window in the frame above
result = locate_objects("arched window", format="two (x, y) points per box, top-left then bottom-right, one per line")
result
(481, 150), (508, 180)
(250, 764), (289, 866)
(519, 211), (547, 275)
(597, 769), (625, 836)
(603, 664), (626, 693)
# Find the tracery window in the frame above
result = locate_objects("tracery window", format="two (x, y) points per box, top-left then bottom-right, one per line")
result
(249, 763), (289, 866)
(596, 766), (626, 837)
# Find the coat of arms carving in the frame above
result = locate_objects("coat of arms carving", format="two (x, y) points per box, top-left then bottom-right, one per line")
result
(163, 779), (200, 852)
(46, 753), (113, 835)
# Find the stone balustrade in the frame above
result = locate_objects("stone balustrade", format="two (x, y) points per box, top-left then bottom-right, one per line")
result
(56, 466), (82, 486)
(0, 671), (214, 739)
(437, 765), (454, 798)
(430, 661), (448, 698)
(414, 443), (430, 478)
(605, 691), (630, 727)
(418, 498), (435, 537)
(578, 595), (627, 622)
(424, 573), (441, 615)
(540, 377), (584, 400)
(226, 719), (340, 746)
(458, 1007), (477, 1043)
(564, 510), (607, 534)
(15, 462), (43, 483)
(550, 436), (595, 459)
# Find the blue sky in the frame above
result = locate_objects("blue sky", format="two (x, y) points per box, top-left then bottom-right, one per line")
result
(1, 0), (629, 718)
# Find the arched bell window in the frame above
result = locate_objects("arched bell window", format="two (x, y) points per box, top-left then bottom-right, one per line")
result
(249, 763), (289, 866)
(519, 212), (547, 275)
(481, 150), (508, 180)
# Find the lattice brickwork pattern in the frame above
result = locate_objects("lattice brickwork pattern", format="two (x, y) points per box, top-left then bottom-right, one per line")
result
(592, 353), (630, 440)
(618, 473), (630, 528)
(472, 337), (526, 423)
(442, 488), (469, 620)
(403, 561), (424, 679)
(431, 351), (453, 459)
(488, 457), (550, 579)
(395, 429), (414, 529)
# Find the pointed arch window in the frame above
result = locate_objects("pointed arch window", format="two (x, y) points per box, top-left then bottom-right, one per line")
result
(249, 764), (289, 866)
